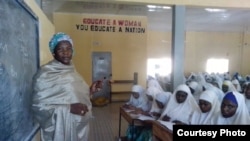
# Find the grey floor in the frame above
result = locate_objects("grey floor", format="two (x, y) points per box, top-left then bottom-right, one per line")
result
(89, 102), (128, 141)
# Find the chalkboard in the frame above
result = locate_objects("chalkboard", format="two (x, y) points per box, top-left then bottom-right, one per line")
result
(0, 0), (39, 141)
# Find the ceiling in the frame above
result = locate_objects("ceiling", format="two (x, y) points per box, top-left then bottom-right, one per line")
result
(40, 0), (250, 32)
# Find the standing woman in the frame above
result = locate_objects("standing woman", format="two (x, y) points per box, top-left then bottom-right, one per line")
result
(32, 32), (98, 141)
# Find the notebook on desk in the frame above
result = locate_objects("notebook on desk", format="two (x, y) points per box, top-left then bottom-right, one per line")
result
(157, 120), (174, 131)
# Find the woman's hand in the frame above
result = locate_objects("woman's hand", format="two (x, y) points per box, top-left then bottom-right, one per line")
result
(70, 103), (89, 116)
(90, 80), (103, 94)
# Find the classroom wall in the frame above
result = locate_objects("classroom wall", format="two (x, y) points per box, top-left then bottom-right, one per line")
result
(100, 0), (250, 8)
(185, 32), (244, 75)
(24, 0), (54, 65)
(52, 12), (250, 89)
(146, 30), (250, 76)
(53, 13), (148, 87)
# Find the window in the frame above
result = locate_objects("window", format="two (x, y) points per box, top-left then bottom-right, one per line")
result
(206, 58), (229, 74)
(147, 58), (171, 77)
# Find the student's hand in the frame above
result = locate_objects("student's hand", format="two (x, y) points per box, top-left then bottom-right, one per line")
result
(123, 105), (136, 110)
(130, 108), (145, 115)
(162, 115), (171, 121)
(151, 112), (161, 118)
(70, 103), (89, 116)
(135, 109), (144, 114)
(122, 104), (131, 109)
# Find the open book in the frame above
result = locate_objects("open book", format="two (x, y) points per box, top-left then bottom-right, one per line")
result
(136, 114), (156, 121)
(157, 120), (174, 131)
(128, 113), (156, 121)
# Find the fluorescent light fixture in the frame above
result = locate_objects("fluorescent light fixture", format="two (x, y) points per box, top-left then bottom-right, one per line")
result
(163, 6), (171, 9)
(147, 5), (157, 9)
(148, 8), (155, 12)
(205, 8), (226, 12)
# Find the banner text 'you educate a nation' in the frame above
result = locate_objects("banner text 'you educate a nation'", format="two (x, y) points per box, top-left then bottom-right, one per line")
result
(76, 18), (146, 33)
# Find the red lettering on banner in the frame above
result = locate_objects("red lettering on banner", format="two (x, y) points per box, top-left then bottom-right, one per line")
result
(118, 20), (124, 26)
(118, 20), (141, 27)
(113, 20), (116, 25)
(82, 18), (111, 25)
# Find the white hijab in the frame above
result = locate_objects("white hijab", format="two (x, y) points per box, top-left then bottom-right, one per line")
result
(188, 81), (203, 103)
(211, 73), (223, 89)
(223, 80), (237, 93)
(127, 85), (149, 111)
(152, 91), (171, 114)
(244, 85), (250, 115)
(214, 91), (250, 124)
(206, 85), (225, 102)
(159, 84), (199, 124)
(190, 90), (220, 124)
(147, 79), (164, 92)
(232, 79), (242, 92)
(245, 95), (250, 115)
(146, 87), (163, 113)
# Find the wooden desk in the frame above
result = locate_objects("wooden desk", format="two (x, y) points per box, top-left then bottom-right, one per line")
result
(152, 121), (173, 141)
(118, 107), (152, 141)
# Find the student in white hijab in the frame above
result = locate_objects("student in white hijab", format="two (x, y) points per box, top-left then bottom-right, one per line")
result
(159, 84), (199, 125)
(222, 80), (237, 94)
(124, 85), (151, 141)
(211, 73), (223, 89)
(135, 86), (163, 117)
(187, 81), (203, 103)
(244, 83), (250, 115)
(213, 91), (250, 124)
(206, 84), (224, 102)
(151, 91), (171, 119)
(242, 82), (250, 94)
(232, 79), (242, 93)
(123, 84), (149, 112)
(146, 78), (164, 92)
(190, 90), (220, 124)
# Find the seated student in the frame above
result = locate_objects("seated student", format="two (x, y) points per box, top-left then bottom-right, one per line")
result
(123, 85), (151, 141)
(244, 83), (250, 115)
(242, 82), (250, 94)
(129, 87), (162, 117)
(190, 90), (220, 124)
(152, 92), (171, 119)
(144, 87), (163, 116)
(232, 79), (242, 93)
(133, 90), (172, 141)
(146, 78), (164, 91)
(123, 84), (149, 112)
(213, 91), (250, 124)
(159, 84), (199, 125)
(187, 81), (203, 103)
(222, 80), (237, 94)
(206, 85), (224, 102)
